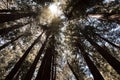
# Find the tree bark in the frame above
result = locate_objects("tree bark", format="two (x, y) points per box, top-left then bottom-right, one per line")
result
(67, 61), (80, 80)
(35, 46), (53, 80)
(0, 34), (24, 50)
(24, 34), (49, 80)
(35, 35), (54, 80)
(78, 42), (104, 80)
(92, 31), (120, 49)
(0, 22), (31, 35)
(88, 13), (120, 24)
(81, 31), (120, 74)
(0, 9), (21, 13)
(5, 31), (44, 80)
(51, 54), (56, 80)
(0, 12), (36, 23)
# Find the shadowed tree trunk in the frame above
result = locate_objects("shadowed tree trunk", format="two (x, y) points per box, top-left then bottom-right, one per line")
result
(51, 56), (54, 80)
(67, 61), (80, 80)
(51, 54), (56, 80)
(77, 42), (104, 80)
(91, 31), (120, 49)
(54, 61), (56, 80)
(88, 13), (120, 24)
(0, 22), (32, 35)
(13, 70), (21, 80)
(0, 9), (21, 13)
(35, 45), (53, 80)
(5, 31), (44, 80)
(33, 0), (53, 4)
(0, 12), (36, 23)
(81, 30), (120, 74)
(53, 60), (57, 80)
(35, 35), (55, 80)
(23, 35), (49, 80)
(0, 34), (24, 50)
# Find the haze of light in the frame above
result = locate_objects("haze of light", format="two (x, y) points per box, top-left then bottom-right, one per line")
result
(49, 3), (62, 17)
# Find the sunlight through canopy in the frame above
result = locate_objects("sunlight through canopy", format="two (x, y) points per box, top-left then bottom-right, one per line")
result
(49, 3), (62, 17)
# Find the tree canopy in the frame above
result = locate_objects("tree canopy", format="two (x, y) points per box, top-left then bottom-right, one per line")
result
(0, 0), (120, 80)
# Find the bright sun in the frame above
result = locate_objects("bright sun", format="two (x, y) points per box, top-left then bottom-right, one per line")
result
(49, 3), (62, 17)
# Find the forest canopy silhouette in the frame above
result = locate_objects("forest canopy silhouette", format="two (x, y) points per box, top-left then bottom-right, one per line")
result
(0, 0), (120, 80)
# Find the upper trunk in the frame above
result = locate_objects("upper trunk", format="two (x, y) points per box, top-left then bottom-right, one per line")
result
(0, 34), (24, 50)
(24, 33), (49, 80)
(67, 61), (80, 80)
(5, 32), (43, 80)
(35, 35), (55, 80)
(0, 12), (36, 23)
(91, 31), (120, 49)
(81, 30), (120, 74)
(0, 22), (31, 36)
(35, 45), (53, 80)
(78, 42), (104, 80)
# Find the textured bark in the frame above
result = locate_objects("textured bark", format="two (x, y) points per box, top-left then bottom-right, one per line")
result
(88, 14), (120, 24)
(5, 32), (43, 80)
(54, 61), (56, 80)
(35, 46), (53, 80)
(33, 0), (53, 4)
(0, 34), (24, 50)
(0, 22), (31, 35)
(35, 36), (55, 80)
(67, 61), (80, 80)
(51, 56), (54, 80)
(24, 34), (49, 80)
(81, 31), (120, 74)
(0, 12), (36, 23)
(92, 31), (120, 49)
(13, 70), (21, 80)
(78, 42), (104, 80)
(0, 9), (20, 13)
(51, 54), (56, 80)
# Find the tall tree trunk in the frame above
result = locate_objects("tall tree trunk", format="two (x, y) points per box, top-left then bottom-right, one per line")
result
(0, 22), (31, 35)
(77, 42), (104, 80)
(67, 61), (80, 80)
(51, 54), (56, 80)
(0, 9), (21, 13)
(0, 34), (24, 50)
(88, 13), (120, 24)
(81, 31), (120, 74)
(5, 31), (44, 80)
(13, 70), (21, 80)
(92, 31), (120, 49)
(0, 12), (36, 23)
(44, 51), (52, 80)
(24, 35), (49, 80)
(35, 46), (53, 80)
(54, 60), (56, 80)
(51, 55), (54, 80)
(35, 35), (55, 80)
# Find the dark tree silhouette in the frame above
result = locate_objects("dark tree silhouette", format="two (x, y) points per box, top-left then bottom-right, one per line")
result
(77, 42), (104, 80)
(0, 0), (120, 80)
(67, 61), (80, 80)
(91, 31), (120, 49)
(0, 12), (36, 23)
(0, 22), (32, 35)
(5, 31), (44, 80)
(81, 30), (120, 74)
(0, 34), (24, 50)
(24, 34), (49, 80)
(35, 35), (55, 80)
